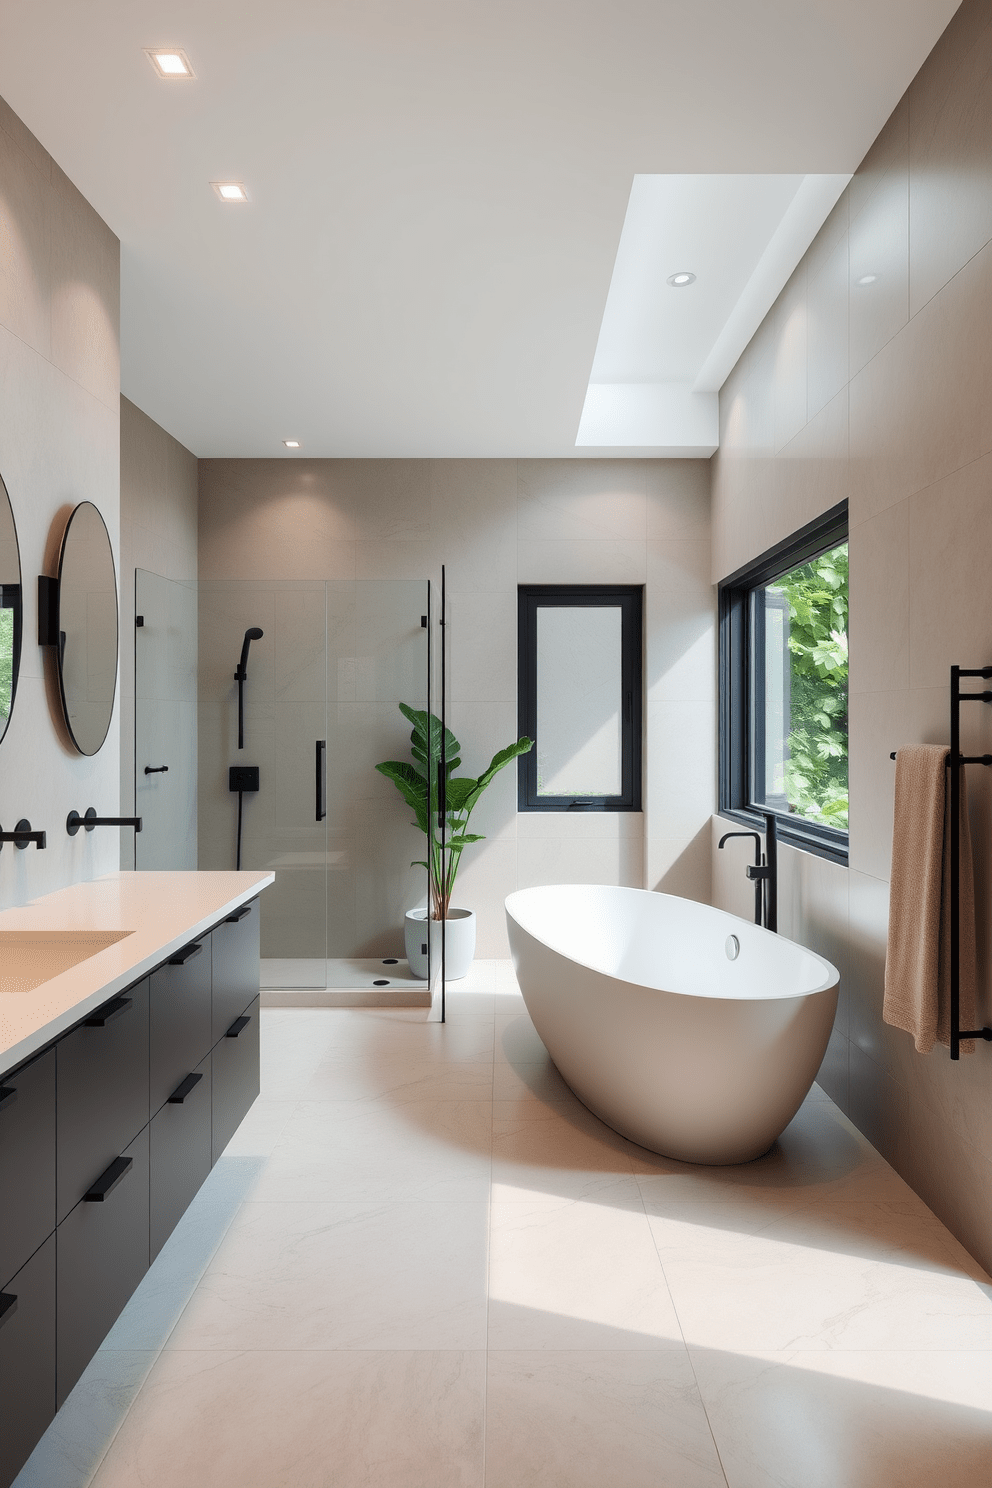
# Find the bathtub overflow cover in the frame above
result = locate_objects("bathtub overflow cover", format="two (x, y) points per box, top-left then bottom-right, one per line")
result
(725, 935), (740, 961)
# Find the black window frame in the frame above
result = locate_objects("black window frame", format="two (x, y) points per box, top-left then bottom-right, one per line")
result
(718, 501), (848, 864)
(518, 584), (642, 812)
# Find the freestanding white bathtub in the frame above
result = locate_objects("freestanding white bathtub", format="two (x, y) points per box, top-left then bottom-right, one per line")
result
(505, 885), (840, 1165)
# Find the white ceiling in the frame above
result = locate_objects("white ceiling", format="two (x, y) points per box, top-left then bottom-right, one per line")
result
(0, 0), (961, 458)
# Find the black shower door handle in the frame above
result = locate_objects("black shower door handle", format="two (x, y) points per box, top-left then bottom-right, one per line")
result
(315, 740), (326, 822)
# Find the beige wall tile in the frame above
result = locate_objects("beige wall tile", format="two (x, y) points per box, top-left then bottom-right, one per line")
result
(849, 101), (909, 377)
(807, 232), (849, 421)
(850, 239), (992, 524)
(645, 826), (711, 903)
(446, 591), (516, 703)
(772, 265), (807, 453)
(909, 0), (992, 315)
(431, 459), (516, 593)
(645, 539), (715, 704)
(643, 459), (711, 540)
(516, 538), (646, 585)
(517, 459), (646, 542)
(50, 172), (119, 411)
(908, 450), (992, 690)
(712, 385), (848, 584)
(645, 698), (715, 841)
(0, 120), (51, 358)
(849, 498), (910, 695)
(516, 833), (642, 894)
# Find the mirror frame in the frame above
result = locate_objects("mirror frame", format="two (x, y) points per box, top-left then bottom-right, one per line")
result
(51, 501), (119, 756)
(0, 471), (23, 747)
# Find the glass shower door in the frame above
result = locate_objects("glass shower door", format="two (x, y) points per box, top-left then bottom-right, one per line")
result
(134, 569), (198, 870)
(198, 580), (329, 990)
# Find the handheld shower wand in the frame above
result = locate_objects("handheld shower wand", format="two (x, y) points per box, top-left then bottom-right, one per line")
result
(235, 627), (264, 750)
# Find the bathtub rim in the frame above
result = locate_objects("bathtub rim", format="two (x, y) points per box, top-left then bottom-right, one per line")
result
(505, 883), (840, 1002)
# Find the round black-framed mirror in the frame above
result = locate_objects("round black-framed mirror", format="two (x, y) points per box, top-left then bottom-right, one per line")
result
(0, 472), (23, 746)
(56, 501), (118, 756)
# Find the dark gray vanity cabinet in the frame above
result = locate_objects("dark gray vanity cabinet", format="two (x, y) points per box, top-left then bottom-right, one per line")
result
(0, 1047), (56, 1291)
(149, 940), (212, 1115)
(56, 1126), (150, 1406)
(212, 996), (260, 1163)
(0, 894), (262, 1488)
(0, 1234), (56, 1488)
(56, 983), (149, 1223)
(149, 1053), (212, 1261)
(211, 899), (260, 1043)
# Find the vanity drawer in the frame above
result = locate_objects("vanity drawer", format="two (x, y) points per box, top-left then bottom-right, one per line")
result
(57, 1126), (149, 1407)
(211, 899), (260, 1044)
(212, 997), (260, 1163)
(149, 1054), (212, 1261)
(56, 982), (149, 1225)
(149, 937), (212, 1115)
(0, 1234), (56, 1488)
(0, 1048), (56, 1290)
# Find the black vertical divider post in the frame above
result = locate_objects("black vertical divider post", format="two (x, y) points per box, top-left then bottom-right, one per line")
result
(439, 565), (447, 1023)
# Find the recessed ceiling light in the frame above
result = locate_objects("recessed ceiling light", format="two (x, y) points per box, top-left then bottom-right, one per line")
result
(144, 48), (195, 79)
(283, 440), (301, 449)
(856, 273), (879, 286)
(212, 181), (250, 203)
(667, 271), (696, 287)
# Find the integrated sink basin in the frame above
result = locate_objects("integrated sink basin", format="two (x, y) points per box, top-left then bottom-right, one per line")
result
(0, 930), (134, 994)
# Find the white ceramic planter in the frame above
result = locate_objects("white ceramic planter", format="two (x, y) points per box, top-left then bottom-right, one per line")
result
(404, 907), (476, 981)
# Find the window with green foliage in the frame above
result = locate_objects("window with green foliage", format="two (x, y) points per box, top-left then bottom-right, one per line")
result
(0, 604), (13, 726)
(720, 504), (848, 859)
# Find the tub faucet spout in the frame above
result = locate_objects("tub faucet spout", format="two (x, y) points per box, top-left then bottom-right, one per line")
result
(717, 814), (778, 932)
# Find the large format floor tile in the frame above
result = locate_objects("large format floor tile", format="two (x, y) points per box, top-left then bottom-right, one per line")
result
(249, 1098), (493, 1203)
(88, 1349), (486, 1488)
(485, 1351), (726, 1488)
(489, 1194), (682, 1349)
(19, 981), (992, 1488)
(652, 1200), (992, 1352)
(690, 1347), (992, 1488)
(168, 1199), (489, 1350)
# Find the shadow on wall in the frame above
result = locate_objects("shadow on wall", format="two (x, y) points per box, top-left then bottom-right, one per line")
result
(650, 822), (712, 901)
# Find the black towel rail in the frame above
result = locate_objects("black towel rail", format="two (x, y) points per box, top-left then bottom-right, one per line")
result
(891, 664), (992, 1059)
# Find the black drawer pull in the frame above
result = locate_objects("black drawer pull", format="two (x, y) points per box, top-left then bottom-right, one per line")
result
(168, 1071), (203, 1104)
(224, 905), (251, 924)
(0, 1084), (17, 1113)
(84, 995), (132, 1027)
(84, 1155), (133, 1202)
(168, 941), (203, 966)
(0, 1293), (16, 1330)
(225, 1015), (251, 1038)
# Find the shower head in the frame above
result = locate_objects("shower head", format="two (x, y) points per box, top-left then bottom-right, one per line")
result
(236, 627), (264, 680)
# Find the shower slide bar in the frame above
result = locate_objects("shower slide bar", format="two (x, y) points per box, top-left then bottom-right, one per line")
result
(890, 665), (992, 1060)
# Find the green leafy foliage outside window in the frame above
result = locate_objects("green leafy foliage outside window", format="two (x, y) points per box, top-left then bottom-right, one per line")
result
(0, 606), (13, 726)
(769, 542), (848, 830)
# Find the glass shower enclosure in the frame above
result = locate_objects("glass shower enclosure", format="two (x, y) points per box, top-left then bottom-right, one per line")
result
(135, 571), (437, 999)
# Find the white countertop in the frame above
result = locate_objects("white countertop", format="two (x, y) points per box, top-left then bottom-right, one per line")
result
(0, 870), (274, 1076)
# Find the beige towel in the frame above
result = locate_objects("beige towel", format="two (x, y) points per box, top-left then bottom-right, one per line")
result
(884, 744), (976, 1054)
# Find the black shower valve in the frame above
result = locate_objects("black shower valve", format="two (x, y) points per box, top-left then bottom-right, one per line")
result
(229, 766), (260, 793)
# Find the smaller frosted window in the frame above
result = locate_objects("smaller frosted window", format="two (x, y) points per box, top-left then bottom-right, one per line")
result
(535, 606), (623, 797)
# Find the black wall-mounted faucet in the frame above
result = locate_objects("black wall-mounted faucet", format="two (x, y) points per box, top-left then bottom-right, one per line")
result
(67, 809), (142, 836)
(0, 819), (46, 850)
(717, 812), (778, 932)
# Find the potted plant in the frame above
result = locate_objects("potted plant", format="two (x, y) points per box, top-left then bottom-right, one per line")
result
(376, 703), (533, 979)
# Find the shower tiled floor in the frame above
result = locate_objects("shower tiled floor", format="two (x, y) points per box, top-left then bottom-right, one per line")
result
(16, 962), (992, 1488)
